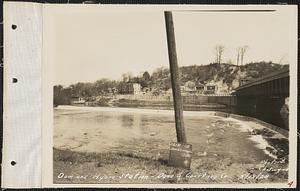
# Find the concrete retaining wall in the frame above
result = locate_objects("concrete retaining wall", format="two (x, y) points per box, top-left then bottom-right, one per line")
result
(116, 94), (236, 106)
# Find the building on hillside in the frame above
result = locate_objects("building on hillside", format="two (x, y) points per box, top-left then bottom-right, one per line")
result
(203, 82), (218, 94)
(71, 96), (85, 105)
(184, 81), (197, 94)
(119, 83), (141, 95)
(195, 82), (205, 94)
(204, 85), (217, 94)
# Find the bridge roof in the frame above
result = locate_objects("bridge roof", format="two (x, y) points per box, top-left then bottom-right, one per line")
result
(235, 67), (289, 91)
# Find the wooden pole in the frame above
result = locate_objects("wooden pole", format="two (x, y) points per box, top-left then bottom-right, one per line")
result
(164, 11), (187, 143)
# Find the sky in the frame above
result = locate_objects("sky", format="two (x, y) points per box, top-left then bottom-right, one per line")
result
(44, 6), (295, 86)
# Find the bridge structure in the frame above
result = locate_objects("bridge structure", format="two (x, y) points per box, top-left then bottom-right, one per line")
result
(233, 67), (289, 97)
(232, 68), (289, 130)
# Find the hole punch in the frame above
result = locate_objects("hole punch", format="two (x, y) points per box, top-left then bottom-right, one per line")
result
(12, 78), (18, 83)
(11, 161), (16, 166)
(11, 24), (17, 30)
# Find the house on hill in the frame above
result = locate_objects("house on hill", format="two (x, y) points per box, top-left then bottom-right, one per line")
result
(195, 82), (205, 94)
(184, 81), (197, 94)
(119, 83), (141, 95)
(205, 85), (217, 94)
(203, 81), (218, 94)
(71, 96), (85, 105)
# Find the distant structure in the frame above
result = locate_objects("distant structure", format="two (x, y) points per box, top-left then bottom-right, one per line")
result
(204, 85), (217, 94)
(71, 96), (85, 105)
(233, 68), (289, 129)
(119, 83), (141, 95)
(203, 81), (218, 94)
(195, 82), (205, 94)
(183, 81), (197, 94)
(169, 81), (220, 95)
(164, 80), (232, 95)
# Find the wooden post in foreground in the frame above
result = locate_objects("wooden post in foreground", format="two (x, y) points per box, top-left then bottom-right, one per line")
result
(164, 11), (186, 143)
(165, 11), (192, 168)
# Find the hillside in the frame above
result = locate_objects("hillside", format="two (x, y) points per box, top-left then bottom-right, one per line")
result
(149, 62), (289, 93)
(54, 62), (289, 105)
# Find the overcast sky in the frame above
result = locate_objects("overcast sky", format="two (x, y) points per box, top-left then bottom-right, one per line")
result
(44, 6), (295, 86)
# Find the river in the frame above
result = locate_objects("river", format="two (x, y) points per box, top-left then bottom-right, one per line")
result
(53, 106), (280, 163)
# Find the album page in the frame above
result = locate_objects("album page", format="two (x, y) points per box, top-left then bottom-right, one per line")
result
(2, 2), (298, 188)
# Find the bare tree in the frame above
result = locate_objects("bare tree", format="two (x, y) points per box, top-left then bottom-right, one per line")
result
(214, 45), (225, 64)
(240, 46), (248, 66)
(236, 47), (241, 66)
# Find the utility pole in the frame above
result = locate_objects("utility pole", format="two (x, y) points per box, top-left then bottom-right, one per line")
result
(164, 11), (192, 169)
(164, 11), (186, 143)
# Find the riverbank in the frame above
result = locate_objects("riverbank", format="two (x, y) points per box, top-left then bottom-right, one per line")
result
(53, 147), (288, 184)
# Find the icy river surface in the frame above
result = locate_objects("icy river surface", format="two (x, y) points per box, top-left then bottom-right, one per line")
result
(53, 105), (282, 164)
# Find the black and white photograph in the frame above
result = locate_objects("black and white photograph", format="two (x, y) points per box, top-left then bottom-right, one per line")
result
(42, 5), (297, 187)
